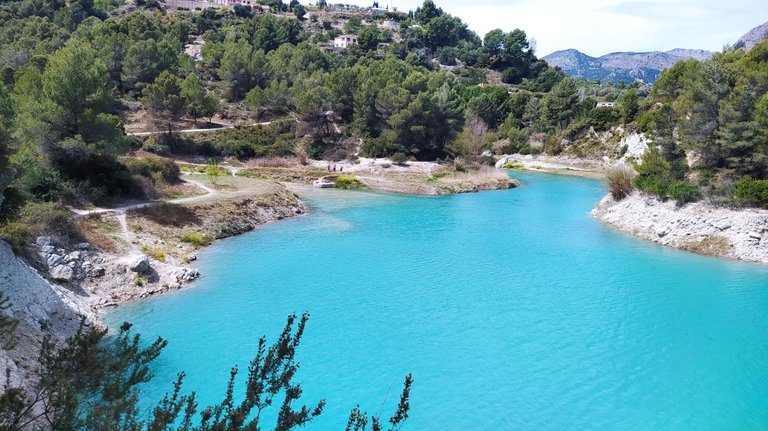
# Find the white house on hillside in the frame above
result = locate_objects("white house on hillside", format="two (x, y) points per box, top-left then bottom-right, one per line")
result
(333, 35), (358, 49)
(596, 101), (617, 108)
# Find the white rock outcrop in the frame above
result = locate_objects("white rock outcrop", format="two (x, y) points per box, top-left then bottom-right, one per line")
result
(592, 192), (768, 264)
(618, 132), (649, 164)
(0, 240), (94, 387)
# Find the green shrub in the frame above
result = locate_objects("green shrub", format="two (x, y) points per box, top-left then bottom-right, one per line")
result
(183, 122), (297, 159)
(0, 222), (30, 253)
(0, 201), (74, 252)
(181, 231), (213, 247)
(634, 174), (669, 197)
(543, 135), (562, 155)
(502, 162), (524, 170)
(734, 177), (768, 208)
(391, 152), (408, 165)
(142, 136), (170, 156)
(123, 157), (180, 184)
(633, 147), (673, 198)
(667, 180), (701, 204)
(519, 146), (538, 155)
(334, 175), (365, 190)
(587, 107), (622, 131)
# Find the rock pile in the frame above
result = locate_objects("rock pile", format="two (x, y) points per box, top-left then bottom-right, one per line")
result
(36, 236), (106, 282)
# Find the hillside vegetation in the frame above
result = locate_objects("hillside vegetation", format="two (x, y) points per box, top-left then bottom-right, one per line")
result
(629, 40), (768, 207)
(0, 0), (767, 250)
(0, 0), (578, 246)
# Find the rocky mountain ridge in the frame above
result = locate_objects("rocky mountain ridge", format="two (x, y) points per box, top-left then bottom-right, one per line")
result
(734, 20), (768, 51)
(542, 48), (712, 84)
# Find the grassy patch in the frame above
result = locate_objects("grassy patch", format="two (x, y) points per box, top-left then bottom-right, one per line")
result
(180, 231), (213, 248)
(140, 244), (167, 262)
(681, 235), (731, 256)
(334, 175), (365, 190)
(502, 162), (525, 170)
(74, 215), (120, 253)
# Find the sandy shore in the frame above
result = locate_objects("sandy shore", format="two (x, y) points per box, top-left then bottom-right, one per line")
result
(244, 157), (519, 195)
(496, 154), (607, 179)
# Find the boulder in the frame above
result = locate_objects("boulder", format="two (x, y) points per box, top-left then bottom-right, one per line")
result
(76, 242), (90, 250)
(86, 267), (105, 278)
(50, 265), (74, 282)
(36, 236), (52, 247)
(65, 251), (81, 262)
(128, 255), (151, 273)
(47, 254), (63, 268)
(185, 268), (200, 281)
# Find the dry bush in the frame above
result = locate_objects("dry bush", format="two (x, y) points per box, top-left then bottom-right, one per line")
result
(128, 203), (200, 227)
(246, 157), (298, 168)
(439, 165), (509, 183)
(74, 215), (120, 253)
(293, 144), (309, 166)
(605, 164), (636, 200)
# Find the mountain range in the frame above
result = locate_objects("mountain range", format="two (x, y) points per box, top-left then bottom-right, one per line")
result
(543, 20), (768, 84)
(542, 49), (712, 84)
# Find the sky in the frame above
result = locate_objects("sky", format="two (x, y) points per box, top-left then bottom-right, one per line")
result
(315, 0), (768, 57)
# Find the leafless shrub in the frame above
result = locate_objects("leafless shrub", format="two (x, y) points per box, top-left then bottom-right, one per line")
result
(246, 157), (298, 168)
(605, 164), (636, 200)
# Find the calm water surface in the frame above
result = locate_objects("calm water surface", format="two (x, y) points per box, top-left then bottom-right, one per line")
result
(106, 172), (768, 430)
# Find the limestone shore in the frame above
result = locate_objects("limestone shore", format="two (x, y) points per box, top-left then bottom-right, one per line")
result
(592, 192), (768, 264)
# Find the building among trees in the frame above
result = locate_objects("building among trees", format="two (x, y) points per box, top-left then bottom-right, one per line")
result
(333, 34), (358, 49)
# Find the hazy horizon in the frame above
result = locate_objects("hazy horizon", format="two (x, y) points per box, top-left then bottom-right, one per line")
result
(304, 0), (767, 57)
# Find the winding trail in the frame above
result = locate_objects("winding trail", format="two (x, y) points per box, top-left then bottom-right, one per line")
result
(71, 176), (217, 220)
(70, 176), (219, 248)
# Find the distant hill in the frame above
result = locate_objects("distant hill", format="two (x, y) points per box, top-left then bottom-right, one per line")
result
(542, 48), (712, 84)
(734, 20), (768, 51)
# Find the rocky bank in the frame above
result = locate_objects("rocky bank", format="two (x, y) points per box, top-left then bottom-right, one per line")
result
(0, 240), (95, 388)
(593, 192), (768, 264)
(1, 185), (305, 388)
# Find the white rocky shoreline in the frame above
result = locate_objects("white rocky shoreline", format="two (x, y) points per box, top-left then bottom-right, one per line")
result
(0, 187), (306, 386)
(593, 192), (768, 264)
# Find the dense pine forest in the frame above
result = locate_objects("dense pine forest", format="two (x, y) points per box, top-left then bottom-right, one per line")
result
(0, 0), (639, 247)
(0, 0), (766, 245)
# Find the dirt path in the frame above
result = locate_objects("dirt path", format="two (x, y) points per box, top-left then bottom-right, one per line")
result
(172, 176), (218, 204)
(71, 176), (219, 219)
(127, 121), (273, 137)
(69, 176), (218, 253)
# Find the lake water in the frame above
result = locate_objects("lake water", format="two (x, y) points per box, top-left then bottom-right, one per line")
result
(106, 172), (768, 430)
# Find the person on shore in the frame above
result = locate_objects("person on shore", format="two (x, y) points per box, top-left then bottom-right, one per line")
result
(327, 164), (331, 171)
(333, 164), (336, 172)
(340, 166), (344, 173)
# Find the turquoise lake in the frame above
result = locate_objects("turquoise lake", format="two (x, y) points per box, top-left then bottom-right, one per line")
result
(106, 172), (768, 430)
